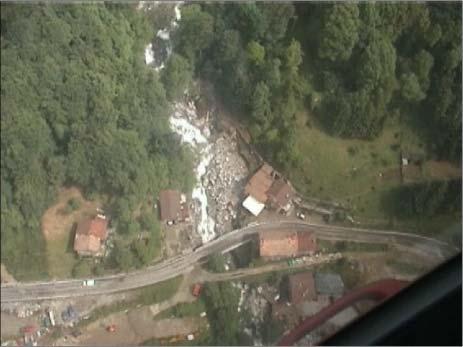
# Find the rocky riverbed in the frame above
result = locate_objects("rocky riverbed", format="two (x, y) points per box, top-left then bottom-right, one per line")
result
(168, 100), (249, 243)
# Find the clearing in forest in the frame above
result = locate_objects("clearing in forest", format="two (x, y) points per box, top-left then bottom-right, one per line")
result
(290, 111), (461, 234)
(41, 187), (103, 278)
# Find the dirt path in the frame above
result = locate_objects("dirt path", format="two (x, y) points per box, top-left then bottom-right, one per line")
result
(1, 264), (16, 284)
(198, 253), (342, 282)
(62, 275), (200, 346)
(343, 250), (436, 286)
(0, 312), (38, 340)
(424, 160), (461, 180)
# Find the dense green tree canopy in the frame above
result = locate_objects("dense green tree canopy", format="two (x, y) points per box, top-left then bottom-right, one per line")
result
(318, 3), (360, 62)
(1, 4), (193, 279)
(161, 53), (193, 101)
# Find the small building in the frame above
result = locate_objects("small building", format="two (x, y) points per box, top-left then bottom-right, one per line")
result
(315, 272), (345, 297)
(159, 190), (189, 225)
(192, 283), (202, 297)
(74, 215), (108, 256)
(288, 272), (317, 304)
(267, 178), (294, 213)
(243, 163), (296, 216)
(259, 230), (317, 259)
(242, 195), (266, 217)
(244, 164), (276, 204)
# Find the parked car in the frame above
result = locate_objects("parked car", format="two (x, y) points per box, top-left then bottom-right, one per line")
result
(82, 279), (95, 287)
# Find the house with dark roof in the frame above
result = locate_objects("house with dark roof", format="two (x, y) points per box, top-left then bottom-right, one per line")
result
(267, 178), (294, 213)
(244, 164), (275, 202)
(159, 189), (189, 225)
(73, 215), (108, 256)
(288, 272), (317, 304)
(243, 163), (297, 216)
(259, 230), (317, 259)
(315, 272), (345, 297)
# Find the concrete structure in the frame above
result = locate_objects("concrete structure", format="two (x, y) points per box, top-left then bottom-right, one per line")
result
(242, 195), (265, 216)
(73, 215), (108, 256)
(259, 230), (317, 258)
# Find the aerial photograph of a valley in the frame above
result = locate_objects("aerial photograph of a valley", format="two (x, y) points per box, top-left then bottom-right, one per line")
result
(1, 1), (461, 346)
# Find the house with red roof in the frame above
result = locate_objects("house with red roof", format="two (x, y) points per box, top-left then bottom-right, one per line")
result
(74, 215), (108, 256)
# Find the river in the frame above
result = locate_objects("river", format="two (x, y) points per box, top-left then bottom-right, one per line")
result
(143, 3), (217, 243)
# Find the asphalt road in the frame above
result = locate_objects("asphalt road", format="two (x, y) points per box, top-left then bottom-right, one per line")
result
(0, 221), (457, 303)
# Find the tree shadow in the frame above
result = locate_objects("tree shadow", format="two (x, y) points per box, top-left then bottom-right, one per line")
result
(66, 222), (77, 254)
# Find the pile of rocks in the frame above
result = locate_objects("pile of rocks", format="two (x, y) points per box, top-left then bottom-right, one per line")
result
(245, 287), (269, 324)
(9, 303), (42, 318)
(204, 132), (248, 234)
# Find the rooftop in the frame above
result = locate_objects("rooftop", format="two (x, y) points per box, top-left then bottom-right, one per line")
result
(259, 230), (298, 258)
(267, 178), (294, 209)
(75, 215), (108, 240)
(74, 215), (108, 254)
(73, 234), (101, 254)
(315, 272), (345, 296)
(244, 164), (275, 204)
(259, 230), (317, 257)
(288, 272), (317, 304)
(242, 195), (266, 216)
(159, 189), (182, 222)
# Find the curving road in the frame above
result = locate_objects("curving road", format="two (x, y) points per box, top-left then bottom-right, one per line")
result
(0, 221), (457, 303)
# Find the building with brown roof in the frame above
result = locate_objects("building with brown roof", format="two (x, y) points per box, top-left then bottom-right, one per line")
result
(260, 230), (298, 258)
(244, 164), (276, 204)
(159, 190), (189, 225)
(297, 232), (318, 254)
(267, 178), (294, 213)
(74, 215), (108, 256)
(288, 272), (317, 304)
(259, 230), (317, 258)
(242, 164), (295, 216)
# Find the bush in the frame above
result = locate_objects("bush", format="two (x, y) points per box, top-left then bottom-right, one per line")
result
(158, 300), (206, 319)
(390, 143), (400, 151)
(137, 276), (183, 305)
(93, 262), (105, 276)
(62, 198), (82, 214)
(68, 198), (81, 211)
(110, 241), (136, 271)
(347, 146), (359, 156)
(139, 211), (159, 233)
(72, 260), (93, 278)
(204, 254), (226, 272)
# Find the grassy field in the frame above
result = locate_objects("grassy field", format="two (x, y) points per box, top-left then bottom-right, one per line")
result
(46, 233), (79, 279)
(156, 300), (206, 320)
(75, 275), (183, 329)
(291, 111), (408, 204)
(289, 110), (461, 238)
(41, 187), (106, 279)
(318, 240), (389, 253)
(386, 259), (428, 276)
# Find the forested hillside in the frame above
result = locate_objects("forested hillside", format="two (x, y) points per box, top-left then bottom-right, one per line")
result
(1, 2), (461, 279)
(174, 3), (461, 167)
(1, 4), (193, 279)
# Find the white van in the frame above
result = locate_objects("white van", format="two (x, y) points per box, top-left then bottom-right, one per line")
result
(82, 279), (95, 287)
